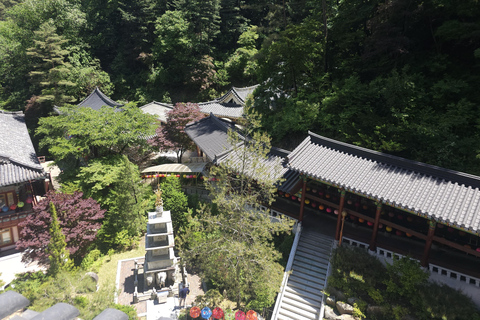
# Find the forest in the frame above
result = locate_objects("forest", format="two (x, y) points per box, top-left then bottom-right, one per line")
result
(1, 0), (480, 174)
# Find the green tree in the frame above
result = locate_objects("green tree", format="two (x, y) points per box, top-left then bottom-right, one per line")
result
(160, 176), (189, 234)
(26, 21), (76, 109)
(47, 202), (73, 276)
(77, 155), (152, 251)
(178, 109), (293, 309)
(225, 25), (260, 86)
(37, 104), (157, 173)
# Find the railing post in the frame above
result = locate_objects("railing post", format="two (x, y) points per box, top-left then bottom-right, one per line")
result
(421, 219), (436, 267)
(335, 189), (346, 241)
(369, 202), (382, 251)
(298, 176), (307, 222)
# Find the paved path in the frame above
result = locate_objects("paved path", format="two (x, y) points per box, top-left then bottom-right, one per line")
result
(0, 253), (44, 290)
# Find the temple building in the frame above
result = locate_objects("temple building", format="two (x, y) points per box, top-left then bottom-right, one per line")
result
(0, 111), (48, 251)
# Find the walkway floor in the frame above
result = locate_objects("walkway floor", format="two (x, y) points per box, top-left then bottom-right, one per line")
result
(0, 252), (44, 290)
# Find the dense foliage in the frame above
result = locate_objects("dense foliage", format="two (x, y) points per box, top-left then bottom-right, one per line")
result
(159, 176), (190, 234)
(16, 191), (104, 265)
(1, 0), (480, 172)
(328, 246), (480, 320)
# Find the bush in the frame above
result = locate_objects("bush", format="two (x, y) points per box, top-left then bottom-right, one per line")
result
(81, 249), (104, 271)
(327, 247), (480, 320)
(112, 304), (138, 320)
(276, 232), (294, 266)
(4, 271), (48, 302)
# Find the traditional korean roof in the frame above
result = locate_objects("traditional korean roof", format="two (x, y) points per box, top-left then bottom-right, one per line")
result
(0, 291), (128, 320)
(287, 131), (480, 233)
(78, 87), (123, 111)
(185, 114), (240, 161)
(216, 85), (259, 105)
(139, 101), (174, 123)
(198, 101), (245, 119)
(186, 113), (298, 186)
(0, 111), (46, 187)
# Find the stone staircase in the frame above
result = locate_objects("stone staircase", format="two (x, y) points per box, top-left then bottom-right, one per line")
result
(276, 230), (334, 320)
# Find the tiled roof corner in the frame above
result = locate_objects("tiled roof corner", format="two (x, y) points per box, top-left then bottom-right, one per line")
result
(78, 87), (123, 111)
(0, 111), (46, 186)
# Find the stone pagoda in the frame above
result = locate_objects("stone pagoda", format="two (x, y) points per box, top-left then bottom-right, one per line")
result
(144, 187), (177, 292)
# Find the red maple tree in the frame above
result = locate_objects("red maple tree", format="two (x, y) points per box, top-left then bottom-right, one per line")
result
(16, 191), (105, 265)
(149, 102), (205, 162)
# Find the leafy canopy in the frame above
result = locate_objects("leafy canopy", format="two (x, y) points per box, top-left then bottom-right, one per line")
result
(37, 104), (157, 169)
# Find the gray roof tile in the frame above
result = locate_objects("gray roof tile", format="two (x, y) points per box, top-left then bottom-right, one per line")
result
(31, 302), (79, 320)
(0, 111), (45, 186)
(216, 85), (259, 105)
(0, 291), (30, 319)
(93, 308), (129, 320)
(78, 87), (122, 111)
(139, 101), (173, 123)
(287, 131), (480, 233)
(198, 101), (244, 119)
(185, 114), (238, 161)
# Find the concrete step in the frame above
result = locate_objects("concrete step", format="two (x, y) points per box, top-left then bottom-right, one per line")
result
(288, 278), (325, 295)
(289, 274), (325, 287)
(278, 304), (317, 320)
(293, 259), (328, 273)
(302, 233), (334, 244)
(294, 252), (330, 266)
(282, 296), (320, 314)
(292, 263), (327, 280)
(300, 235), (334, 248)
(283, 289), (323, 307)
(285, 285), (324, 303)
(297, 239), (333, 253)
(296, 245), (332, 259)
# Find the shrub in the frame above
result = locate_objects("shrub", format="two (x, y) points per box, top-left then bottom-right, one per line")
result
(112, 304), (138, 320)
(81, 249), (104, 271)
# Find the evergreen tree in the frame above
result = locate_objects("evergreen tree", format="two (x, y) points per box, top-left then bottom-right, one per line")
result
(178, 109), (293, 309)
(47, 202), (73, 276)
(160, 176), (189, 234)
(26, 21), (75, 110)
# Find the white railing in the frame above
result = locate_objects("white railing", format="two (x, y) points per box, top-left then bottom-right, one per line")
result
(271, 222), (303, 320)
(342, 237), (480, 288)
(318, 241), (336, 320)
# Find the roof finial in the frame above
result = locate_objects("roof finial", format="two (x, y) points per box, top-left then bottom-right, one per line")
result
(155, 184), (163, 208)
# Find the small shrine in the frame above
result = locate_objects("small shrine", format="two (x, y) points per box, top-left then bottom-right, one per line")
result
(143, 187), (178, 299)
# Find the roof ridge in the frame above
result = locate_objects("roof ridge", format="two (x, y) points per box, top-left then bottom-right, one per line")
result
(95, 87), (123, 107)
(307, 131), (480, 189)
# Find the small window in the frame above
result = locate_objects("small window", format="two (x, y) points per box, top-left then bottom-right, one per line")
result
(0, 228), (12, 245)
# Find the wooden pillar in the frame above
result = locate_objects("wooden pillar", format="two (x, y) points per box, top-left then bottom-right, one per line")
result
(369, 202), (383, 251)
(196, 146), (202, 157)
(421, 219), (437, 267)
(335, 189), (346, 241)
(298, 177), (307, 222)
